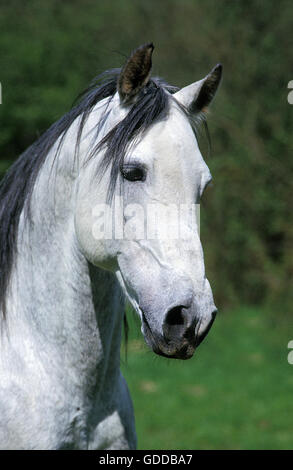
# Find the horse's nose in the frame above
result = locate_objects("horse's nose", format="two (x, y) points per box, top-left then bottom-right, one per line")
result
(161, 305), (217, 358)
(162, 305), (195, 344)
(194, 307), (218, 347)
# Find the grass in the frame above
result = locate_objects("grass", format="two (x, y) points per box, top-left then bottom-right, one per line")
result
(121, 306), (293, 449)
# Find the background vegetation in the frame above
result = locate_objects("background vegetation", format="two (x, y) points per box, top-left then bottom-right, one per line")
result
(0, 0), (292, 449)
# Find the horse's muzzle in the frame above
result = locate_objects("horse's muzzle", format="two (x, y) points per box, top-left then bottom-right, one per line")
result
(141, 307), (217, 360)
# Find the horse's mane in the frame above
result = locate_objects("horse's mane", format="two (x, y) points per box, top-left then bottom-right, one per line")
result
(0, 68), (208, 319)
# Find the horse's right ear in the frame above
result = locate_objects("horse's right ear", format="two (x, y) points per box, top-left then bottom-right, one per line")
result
(118, 43), (154, 106)
(174, 64), (223, 113)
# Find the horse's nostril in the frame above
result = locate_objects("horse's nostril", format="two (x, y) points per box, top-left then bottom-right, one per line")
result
(165, 305), (186, 326)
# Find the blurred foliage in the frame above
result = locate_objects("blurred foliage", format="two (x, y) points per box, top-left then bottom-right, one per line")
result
(0, 0), (292, 311)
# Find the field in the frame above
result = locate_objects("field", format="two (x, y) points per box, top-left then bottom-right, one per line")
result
(121, 307), (293, 450)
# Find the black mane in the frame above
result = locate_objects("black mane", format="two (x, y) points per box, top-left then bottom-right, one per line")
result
(0, 68), (207, 319)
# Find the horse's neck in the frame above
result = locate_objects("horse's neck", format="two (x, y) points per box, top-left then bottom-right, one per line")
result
(5, 126), (124, 393)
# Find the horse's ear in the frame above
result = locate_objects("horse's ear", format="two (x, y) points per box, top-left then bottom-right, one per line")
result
(118, 43), (154, 105)
(174, 64), (222, 113)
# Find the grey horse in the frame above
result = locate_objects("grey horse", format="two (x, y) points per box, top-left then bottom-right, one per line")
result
(0, 44), (222, 449)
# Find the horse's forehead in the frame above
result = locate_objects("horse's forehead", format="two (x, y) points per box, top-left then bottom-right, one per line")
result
(152, 105), (194, 144)
(135, 105), (206, 169)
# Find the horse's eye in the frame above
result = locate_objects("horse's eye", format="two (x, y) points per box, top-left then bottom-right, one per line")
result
(121, 165), (146, 182)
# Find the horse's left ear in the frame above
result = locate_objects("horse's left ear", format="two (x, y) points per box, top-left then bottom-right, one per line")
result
(118, 43), (154, 105)
(174, 64), (223, 113)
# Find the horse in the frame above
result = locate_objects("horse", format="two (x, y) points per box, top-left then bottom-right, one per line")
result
(0, 43), (222, 449)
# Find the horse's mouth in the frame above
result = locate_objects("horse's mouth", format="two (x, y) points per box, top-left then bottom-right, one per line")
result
(153, 342), (195, 360)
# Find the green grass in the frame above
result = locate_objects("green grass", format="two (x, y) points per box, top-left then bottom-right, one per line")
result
(121, 307), (293, 449)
